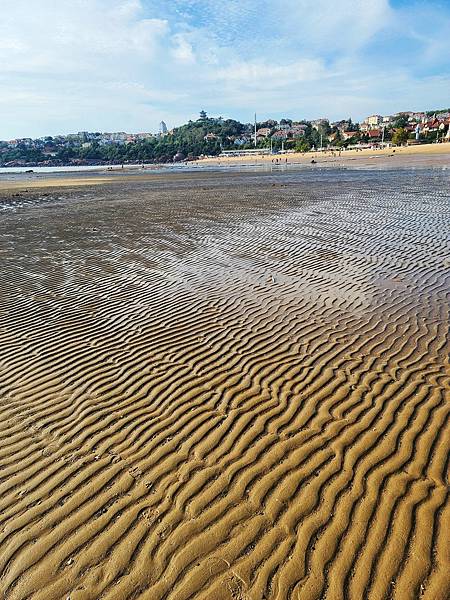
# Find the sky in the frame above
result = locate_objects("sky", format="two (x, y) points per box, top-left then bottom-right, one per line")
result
(1, 0), (450, 138)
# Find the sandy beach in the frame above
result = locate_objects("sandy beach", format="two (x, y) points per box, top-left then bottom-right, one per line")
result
(194, 141), (450, 169)
(0, 144), (449, 194)
(0, 166), (449, 600)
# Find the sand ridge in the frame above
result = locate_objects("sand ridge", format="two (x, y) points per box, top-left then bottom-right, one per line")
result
(0, 168), (449, 600)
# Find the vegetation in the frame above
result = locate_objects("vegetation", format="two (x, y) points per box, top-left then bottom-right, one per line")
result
(295, 140), (311, 153)
(2, 109), (448, 167)
(0, 113), (250, 165)
(426, 108), (450, 116)
(391, 128), (409, 145)
(392, 114), (409, 128)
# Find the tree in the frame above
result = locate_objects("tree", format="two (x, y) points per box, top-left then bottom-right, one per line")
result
(295, 140), (311, 153)
(393, 114), (409, 128)
(392, 128), (409, 146)
(317, 121), (331, 138)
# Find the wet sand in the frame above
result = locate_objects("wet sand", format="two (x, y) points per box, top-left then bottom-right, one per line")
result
(0, 168), (449, 600)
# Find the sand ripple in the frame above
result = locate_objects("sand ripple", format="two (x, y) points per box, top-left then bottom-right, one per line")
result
(0, 169), (449, 600)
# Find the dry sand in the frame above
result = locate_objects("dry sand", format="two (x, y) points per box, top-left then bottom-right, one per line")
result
(0, 177), (114, 190)
(0, 167), (449, 600)
(194, 141), (450, 169)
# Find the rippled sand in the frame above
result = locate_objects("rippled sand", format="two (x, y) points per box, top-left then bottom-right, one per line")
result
(0, 169), (449, 600)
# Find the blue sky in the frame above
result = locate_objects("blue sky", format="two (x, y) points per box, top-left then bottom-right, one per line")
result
(1, 0), (449, 138)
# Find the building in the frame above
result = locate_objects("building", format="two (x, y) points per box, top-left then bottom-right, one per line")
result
(220, 148), (272, 157)
(134, 132), (154, 140)
(311, 118), (329, 130)
(410, 112), (427, 122)
(342, 131), (359, 141)
(367, 129), (382, 140)
(256, 127), (271, 138)
(271, 130), (289, 140)
(363, 115), (382, 129)
(331, 119), (353, 133)
(290, 125), (307, 138)
(422, 119), (440, 133)
(159, 121), (168, 135)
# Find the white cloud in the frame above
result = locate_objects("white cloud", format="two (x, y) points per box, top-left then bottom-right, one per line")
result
(0, 0), (168, 74)
(278, 0), (393, 51)
(214, 58), (326, 87)
(171, 34), (196, 63)
(0, 0), (449, 138)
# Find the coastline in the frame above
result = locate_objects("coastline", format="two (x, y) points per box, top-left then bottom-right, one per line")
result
(0, 143), (449, 192)
(193, 141), (450, 167)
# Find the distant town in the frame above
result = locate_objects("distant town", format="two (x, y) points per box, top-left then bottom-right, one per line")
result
(2, 108), (450, 167)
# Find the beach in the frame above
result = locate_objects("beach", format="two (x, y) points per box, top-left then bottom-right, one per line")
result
(194, 141), (450, 169)
(0, 165), (449, 600)
(0, 143), (449, 194)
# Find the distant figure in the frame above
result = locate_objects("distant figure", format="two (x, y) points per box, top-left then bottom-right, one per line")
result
(311, 159), (316, 164)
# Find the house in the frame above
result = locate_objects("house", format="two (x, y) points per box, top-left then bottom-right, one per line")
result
(367, 129), (382, 140)
(410, 112), (426, 122)
(290, 125), (307, 138)
(422, 119), (440, 133)
(256, 127), (271, 138)
(271, 130), (289, 140)
(363, 115), (382, 129)
(342, 131), (359, 141)
(204, 133), (219, 141)
(8, 138), (33, 147)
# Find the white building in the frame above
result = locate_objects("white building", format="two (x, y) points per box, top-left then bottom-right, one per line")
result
(366, 115), (382, 127)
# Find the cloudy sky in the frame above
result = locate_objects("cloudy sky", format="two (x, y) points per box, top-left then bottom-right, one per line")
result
(1, 0), (449, 138)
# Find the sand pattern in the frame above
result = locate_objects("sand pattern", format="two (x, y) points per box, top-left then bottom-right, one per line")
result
(0, 169), (449, 600)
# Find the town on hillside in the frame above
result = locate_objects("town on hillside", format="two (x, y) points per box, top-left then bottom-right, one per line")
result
(2, 109), (450, 167)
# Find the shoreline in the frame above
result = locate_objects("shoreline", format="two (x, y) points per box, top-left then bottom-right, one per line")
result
(193, 140), (450, 167)
(0, 143), (449, 192)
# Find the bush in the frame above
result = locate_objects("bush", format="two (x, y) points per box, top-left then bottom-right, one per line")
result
(391, 128), (409, 146)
